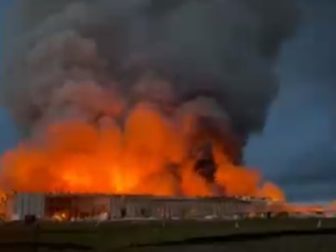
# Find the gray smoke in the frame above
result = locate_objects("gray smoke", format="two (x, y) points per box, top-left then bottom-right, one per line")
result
(0, 0), (297, 160)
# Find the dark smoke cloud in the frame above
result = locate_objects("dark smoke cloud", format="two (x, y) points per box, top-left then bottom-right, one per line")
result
(0, 0), (297, 156)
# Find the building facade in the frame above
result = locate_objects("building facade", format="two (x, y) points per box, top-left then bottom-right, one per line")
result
(1, 193), (271, 221)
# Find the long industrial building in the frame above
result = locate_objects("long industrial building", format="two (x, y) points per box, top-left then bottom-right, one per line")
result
(0, 193), (280, 221)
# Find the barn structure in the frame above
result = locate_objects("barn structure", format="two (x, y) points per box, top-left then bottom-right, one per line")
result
(0, 193), (273, 221)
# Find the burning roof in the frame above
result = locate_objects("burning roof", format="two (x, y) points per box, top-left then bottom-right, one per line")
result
(0, 0), (297, 201)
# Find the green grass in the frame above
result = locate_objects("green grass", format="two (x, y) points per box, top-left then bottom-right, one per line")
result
(0, 218), (336, 251)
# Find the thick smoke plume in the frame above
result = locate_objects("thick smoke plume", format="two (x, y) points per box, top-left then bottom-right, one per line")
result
(0, 0), (297, 199)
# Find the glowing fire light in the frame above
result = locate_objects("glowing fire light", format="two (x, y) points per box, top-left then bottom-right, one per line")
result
(52, 211), (68, 222)
(0, 102), (284, 201)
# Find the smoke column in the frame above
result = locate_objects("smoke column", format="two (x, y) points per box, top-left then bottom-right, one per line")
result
(0, 0), (297, 199)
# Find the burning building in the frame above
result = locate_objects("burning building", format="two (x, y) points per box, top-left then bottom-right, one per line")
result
(0, 0), (297, 214)
(1, 192), (274, 221)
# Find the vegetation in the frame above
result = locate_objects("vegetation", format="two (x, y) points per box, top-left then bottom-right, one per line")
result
(0, 218), (336, 251)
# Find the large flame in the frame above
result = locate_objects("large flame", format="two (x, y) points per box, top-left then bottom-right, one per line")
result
(0, 101), (284, 201)
(0, 0), (298, 203)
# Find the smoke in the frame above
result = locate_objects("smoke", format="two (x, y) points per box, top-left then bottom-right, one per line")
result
(0, 0), (297, 197)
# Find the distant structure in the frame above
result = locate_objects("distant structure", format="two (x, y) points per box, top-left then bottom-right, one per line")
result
(0, 193), (275, 221)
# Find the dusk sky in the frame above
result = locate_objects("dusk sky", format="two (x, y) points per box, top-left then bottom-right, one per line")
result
(0, 0), (335, 202)
(0, 0), (19, 154)
(245, 0), (336, 202)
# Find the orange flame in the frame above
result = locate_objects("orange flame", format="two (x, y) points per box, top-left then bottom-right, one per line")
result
(0, 102), (284, 201)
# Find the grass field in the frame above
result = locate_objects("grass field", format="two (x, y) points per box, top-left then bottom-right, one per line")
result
(0, 218), (336, 251)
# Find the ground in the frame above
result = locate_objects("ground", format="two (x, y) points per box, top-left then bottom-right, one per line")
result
(0, 218), (336, 251)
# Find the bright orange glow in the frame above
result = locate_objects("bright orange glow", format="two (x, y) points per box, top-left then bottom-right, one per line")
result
(52, 211), (69, 222)
(0, 102), (284, 201)
(258, 182), (285, 202)
(286, 204), (324, 215)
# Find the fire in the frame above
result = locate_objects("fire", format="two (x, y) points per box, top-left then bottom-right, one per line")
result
(0, 102), (284, 201)
(52, 211), (69, 222)
(0, 0), (298, 203)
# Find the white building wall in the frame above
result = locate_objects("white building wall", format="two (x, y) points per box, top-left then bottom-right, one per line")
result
(3, 194), (270, 221)
(10, 193), (45, 220)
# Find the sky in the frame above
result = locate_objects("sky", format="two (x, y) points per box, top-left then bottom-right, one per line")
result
(0, 0), (19, 154)
(0, 0), (335, 202)
(245, 0), (336, 202)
